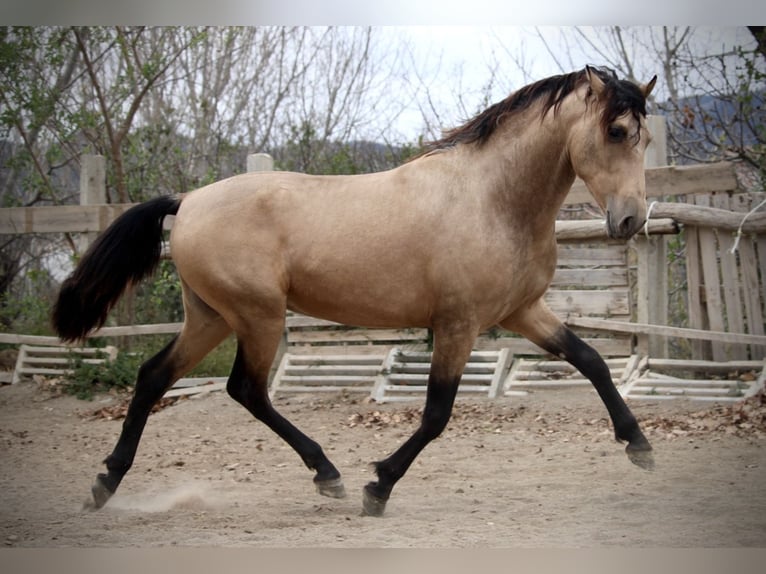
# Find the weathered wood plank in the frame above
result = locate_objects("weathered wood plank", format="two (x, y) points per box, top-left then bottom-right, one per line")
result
(634, 378), (746, 387)
(555, 218), (678, 240)
(0, 323), (182, 345)
(550, 268), (627, 287)
(285, 343), (429, 355)
(711, 193), (746, 361)
(286, 315), (346, 329)
(0, 334), (69, 345)
(488, 348), (513, 399)
(545, 289), (630, 317)
(635, 233), (668, 357)
(475, 333), (632, 357)
(729, 193), (766, 358)
(0, 204), (133, 235)
(165, 381), (227, 398)
(389, 362), (503, 374)
(759, 236), (766, 322)
(694, 195), (727, 361)
(566, 316), (766, 346)
(282, 374), (374, 388)
(630, 386), (742, 395)
(93, 323), (182, 336)
(272, 385), (372, 393)
(19, 356), (105, 366)
(290, 353), (385, 367)
(556, 244), (627, 266)
(287, 328), (428, 345)
(16, 345), (110, 355)
(739, 237), (766, 358)
(565, 162), (738, 205)
(647, 202), (766, 232)
(646, 358), (763, 371)
(684, 224), (707, 359)
(280, 365), (382, 376)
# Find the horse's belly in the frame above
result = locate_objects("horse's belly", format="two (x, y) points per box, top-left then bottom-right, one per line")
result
(285, 265), (433, 328)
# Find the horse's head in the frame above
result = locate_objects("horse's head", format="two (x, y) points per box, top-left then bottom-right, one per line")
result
(568, 66), (657, 240)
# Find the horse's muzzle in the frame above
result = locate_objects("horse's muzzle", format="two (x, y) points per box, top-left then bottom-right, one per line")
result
(606, 198), (646, 240)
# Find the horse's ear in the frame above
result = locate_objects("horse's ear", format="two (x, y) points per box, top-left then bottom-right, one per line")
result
(641, 75), (658, 99)
(585, 65), (606, 97)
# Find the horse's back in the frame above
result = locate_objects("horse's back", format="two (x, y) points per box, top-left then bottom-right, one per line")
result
(168, 165), (554, 331)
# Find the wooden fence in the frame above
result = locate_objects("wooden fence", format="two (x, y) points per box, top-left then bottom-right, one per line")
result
(686, 192), (766, 361)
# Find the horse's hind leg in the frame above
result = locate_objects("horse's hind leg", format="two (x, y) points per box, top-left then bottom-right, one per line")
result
(501, 299), (654, 470)
(225, 318), (345, 499)
(87, 288), (232, 510)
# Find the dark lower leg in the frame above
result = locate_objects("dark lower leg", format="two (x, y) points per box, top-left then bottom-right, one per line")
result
(89, 338), (179, 508)
(227, 347), (342, 489)
(544, 327), (652, 456)
(364, 377), (460, 513)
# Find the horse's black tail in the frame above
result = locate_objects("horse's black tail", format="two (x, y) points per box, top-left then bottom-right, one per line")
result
(52, 195), (182, 343)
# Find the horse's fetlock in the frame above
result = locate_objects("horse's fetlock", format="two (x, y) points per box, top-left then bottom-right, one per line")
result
(104, 454), (131, 474)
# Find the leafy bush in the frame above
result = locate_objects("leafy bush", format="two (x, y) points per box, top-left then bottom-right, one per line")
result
(64, 351), (144, 400)
(62, 335), (237, 401)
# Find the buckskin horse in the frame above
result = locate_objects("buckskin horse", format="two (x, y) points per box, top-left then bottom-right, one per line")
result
(53, 65), (658, 516)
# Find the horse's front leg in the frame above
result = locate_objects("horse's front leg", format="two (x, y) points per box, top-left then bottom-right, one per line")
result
(501, 299), (654, 470)
(363, 324), (478, 517)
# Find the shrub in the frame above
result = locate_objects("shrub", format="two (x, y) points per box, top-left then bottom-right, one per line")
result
(64, 351), (144, 400)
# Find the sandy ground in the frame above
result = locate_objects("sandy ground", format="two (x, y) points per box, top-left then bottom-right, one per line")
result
(0, 379), (764, 548)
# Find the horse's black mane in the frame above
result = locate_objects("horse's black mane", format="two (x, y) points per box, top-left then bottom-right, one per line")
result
(421, 66), (648, 154)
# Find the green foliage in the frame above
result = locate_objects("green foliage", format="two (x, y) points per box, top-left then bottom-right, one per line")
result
(0, 268), (57, 335)
(62, 335), (236, 401)
(276, 120), (418, 175)
(1, 27), (84, 205)
(132, 260), (184, 324)
(64, 351), (143, 400)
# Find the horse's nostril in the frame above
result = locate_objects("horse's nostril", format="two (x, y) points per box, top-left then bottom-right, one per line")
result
(619, 215), (634, 235)
(607, 213), (638, 239)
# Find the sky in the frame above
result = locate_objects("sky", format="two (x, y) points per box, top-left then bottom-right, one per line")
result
(380, 26), (759, 141)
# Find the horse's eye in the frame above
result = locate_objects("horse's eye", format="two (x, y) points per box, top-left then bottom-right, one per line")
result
(607, 125), (627, 142)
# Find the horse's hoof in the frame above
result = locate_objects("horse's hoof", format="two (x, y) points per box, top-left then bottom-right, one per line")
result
(626, 443), (655, 471)
(315, 477), (347, 499)
(85, 476), (113, 510)
(361, 485), (388, 517)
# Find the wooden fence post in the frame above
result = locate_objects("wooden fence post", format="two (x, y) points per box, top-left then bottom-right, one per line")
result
(635, 115), (669, 358)
(78, 154), (106, 253)
(247, 153), (274, 173)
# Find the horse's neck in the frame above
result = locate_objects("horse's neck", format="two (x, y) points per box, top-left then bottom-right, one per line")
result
(478, 109), (578, 233)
